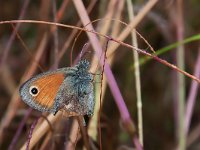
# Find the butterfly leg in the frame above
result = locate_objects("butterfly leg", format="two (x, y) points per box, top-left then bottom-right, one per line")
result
(82, 117), (86, 126)
(52, 99), (62, 115)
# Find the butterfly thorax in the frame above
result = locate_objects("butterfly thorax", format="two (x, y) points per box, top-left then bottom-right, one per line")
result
(52, 59), (94, 116)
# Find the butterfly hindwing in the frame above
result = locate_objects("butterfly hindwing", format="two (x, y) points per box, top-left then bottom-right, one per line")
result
(20, 71), (65, 112)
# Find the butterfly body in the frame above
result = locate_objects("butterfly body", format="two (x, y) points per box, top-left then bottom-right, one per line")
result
(19, 60), (94, 116)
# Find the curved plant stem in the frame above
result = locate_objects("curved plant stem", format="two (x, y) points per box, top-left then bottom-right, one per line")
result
(0, 20), (199, 84)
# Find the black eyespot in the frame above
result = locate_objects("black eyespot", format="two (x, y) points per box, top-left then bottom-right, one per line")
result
(29, 86), (39, 96)
(31, 88), (38, 94)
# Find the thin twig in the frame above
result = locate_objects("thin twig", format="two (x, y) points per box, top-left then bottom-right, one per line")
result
(98, 39), (110, 150)
(26, 118), (39, 150)
(0, 20), (199, 83)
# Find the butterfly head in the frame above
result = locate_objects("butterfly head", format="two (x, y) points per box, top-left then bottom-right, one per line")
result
(76, 59), (90, 70)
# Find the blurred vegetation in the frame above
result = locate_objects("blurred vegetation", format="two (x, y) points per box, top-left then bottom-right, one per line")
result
(0, 0), (200, 150)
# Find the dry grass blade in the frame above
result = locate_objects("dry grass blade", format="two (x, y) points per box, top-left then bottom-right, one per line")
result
(0, 0), (30, 69)
(20, 112), (62, 150)
(1, 1), (200, 149)
(107, 0), (158, 57)
(0, 34), (48, 144)
(88, 0), (125, 141)
(127, 0), (143, 145)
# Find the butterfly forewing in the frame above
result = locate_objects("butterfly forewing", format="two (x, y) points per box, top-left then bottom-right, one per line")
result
(32, 73), (64, 109)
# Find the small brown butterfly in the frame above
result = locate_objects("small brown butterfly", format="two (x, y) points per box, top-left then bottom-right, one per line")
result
(19, 59), (94, 116)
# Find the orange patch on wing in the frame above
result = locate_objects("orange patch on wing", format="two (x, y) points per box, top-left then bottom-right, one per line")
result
(32, 73), (64, 109)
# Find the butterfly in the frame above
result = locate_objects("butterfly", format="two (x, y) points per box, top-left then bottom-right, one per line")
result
(19, 59), (94, 116)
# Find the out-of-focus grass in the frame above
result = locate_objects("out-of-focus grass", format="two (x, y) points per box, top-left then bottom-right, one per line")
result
(0, 1), (200, 150)
(139, 34), (200, 67)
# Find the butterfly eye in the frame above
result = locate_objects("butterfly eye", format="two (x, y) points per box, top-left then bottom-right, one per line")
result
(29, 86), (39, 96)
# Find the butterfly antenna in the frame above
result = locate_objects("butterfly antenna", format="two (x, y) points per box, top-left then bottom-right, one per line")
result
(73, 43), (91, 66)
(79, 43), (90, 61)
